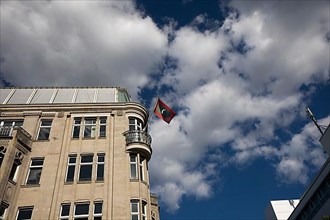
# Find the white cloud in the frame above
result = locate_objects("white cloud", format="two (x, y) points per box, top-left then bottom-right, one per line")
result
(0, 1), (167, 98)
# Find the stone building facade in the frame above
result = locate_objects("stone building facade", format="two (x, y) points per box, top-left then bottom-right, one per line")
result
(0, 87), (160, 220)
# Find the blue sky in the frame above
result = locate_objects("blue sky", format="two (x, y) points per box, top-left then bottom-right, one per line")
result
(1, 0), (330, 219)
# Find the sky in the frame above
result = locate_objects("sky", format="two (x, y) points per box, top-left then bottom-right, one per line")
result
(0, 0), (330, 219)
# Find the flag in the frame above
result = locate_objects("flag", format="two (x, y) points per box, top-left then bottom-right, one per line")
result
(153, 98), (176, 124)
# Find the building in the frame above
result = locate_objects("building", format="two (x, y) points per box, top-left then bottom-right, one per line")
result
(265, 123), (330, 220)
(265, 199), (300, 220)
(0, 87), (160, 220)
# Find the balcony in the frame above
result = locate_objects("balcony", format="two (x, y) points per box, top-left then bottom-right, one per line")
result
(0, 126), (32, 150)
(123, 130), (152, 161)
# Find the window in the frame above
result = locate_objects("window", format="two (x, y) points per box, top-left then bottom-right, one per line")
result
(74, 203), (89, 220)
(72, 118), (81, 138)
(79, 155), (93, 181)
(129, 117), (143, 131)
(130, 154), (138, 179)
(37, 120), (52, 140)
(9, 161), (20, 182)
(0, 146), (5, 168)
(66, 155), (77, 182)
(140, 157), (145, 181)
(93, 202), (103, 220)
(16, 207), (33, 220)
(96, 154), (105, 181)
(99, 117), (107, 138)
(0, 203), (8, 220)
(60, 204), (70, 220)
(84, 118), (96, 138)
(142, 201), (147, 220)
(26, 158), (44, 185)
(130, 200), (139, 220)
(0, 120), (23, 128)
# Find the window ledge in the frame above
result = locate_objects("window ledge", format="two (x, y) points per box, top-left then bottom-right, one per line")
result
(22, 184), (40, 188)
(130, 179), (139, 182)
(34, 139), (50, 142)
(77, 180), (92, 184)
(82, 137), (96, 140)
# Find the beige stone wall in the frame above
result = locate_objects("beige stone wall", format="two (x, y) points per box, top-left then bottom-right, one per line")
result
(1, 102), (160, 220)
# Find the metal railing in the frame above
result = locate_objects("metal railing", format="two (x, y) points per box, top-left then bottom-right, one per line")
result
(123, 130), (152, 146)
(0, 126), (13, 137)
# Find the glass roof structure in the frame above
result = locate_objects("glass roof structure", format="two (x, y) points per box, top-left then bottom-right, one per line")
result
(0, 87), (131, 104)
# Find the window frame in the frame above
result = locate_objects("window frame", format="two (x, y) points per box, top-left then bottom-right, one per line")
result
(83, 117), (97, 138)
(74, 203), (90, 220)
(72, 118), (82, 138)
(25, 158), (44, 185)
(78, 154), (94, 182)
(16, 207), (33, 220)
(142, 201), (147, 220)
(130, 154), (138, 180)
(139, 156), (145, 182)
(65, 155), (77, 183)
(96, 154), (105, 181)
(99, 117), (107, 138)
(9, 161), (20, 182)
(93, 201), (103, 220)
(37, 119), (52, 140)
(129, 117), (143, 131)
(130, 199), (139, 220)
(59, 203), (71, 220)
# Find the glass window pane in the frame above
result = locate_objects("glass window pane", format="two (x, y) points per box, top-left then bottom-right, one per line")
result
(73, 126), (80, 138)
(75, 204), (89, 215)
(131, 203), (138, 212)
(66, 166), (75, 182)
(31, 159), (44, 166)
(61, 204), (70, 216)
(79, 165), (92, 181)
(97, 164), (104, 180)
(38, 128), (50, 140)
(41, 120), (52, 126)
(94, 203), (102, 214)
(132, 215), (139, 220)
(17, 208), (33, 220)
(99, 126), (106, 137)
(69, 157), (76, 163)
(27, 168), (42, 184)
(81, 156), (93, 163)
(97, 156), (104, 162)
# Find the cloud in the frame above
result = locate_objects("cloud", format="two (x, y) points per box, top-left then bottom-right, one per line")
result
(149, 0), (329, 211)
(1, 0), (329, 213)
(0, 1), (167, 97)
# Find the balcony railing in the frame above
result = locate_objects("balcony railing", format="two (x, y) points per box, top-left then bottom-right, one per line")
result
(0, 126), (32, 140)
(0, 126), (14, 137)
(123, 130), (152, 146)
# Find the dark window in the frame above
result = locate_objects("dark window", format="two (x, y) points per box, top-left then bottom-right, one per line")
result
(93, 202), (103, 220)
(16, 207), (33, 220)
(79, 155), (93, 181)
(9, 161), (20, 182)
(60, 204), (70, 220)
(37, 120), (52, 140)
(142, 201), (147, 220)
(99, 117), (107, 138)
(0, 146), (5, 167)
(84, 118), (96, 138)
(96, 154), (105, 181)
(74, 203), (89, 220)
(73, 118), (81, 138)
(66, 155), (76, 182)
(26, 158), (44, 185)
